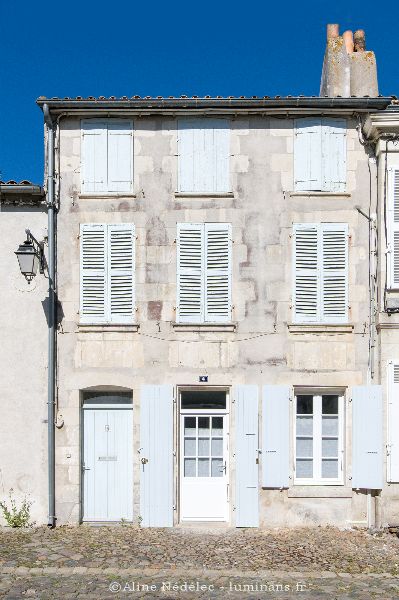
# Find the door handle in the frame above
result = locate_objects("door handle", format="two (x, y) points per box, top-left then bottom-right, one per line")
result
(141, 457), (149, 464)
(220, 461), (227, 474)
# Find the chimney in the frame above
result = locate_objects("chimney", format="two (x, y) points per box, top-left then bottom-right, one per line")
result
(320, 24), (378, 97)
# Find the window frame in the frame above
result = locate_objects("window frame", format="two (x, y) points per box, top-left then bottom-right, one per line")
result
(80, 118), (134, 195)
(293, 391), (344, 486)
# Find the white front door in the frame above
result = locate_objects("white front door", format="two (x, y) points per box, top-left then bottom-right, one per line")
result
(180, 412), (229, 521)
(83, 407), (133, 521)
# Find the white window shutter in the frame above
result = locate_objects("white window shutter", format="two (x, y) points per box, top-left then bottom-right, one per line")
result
(205, 223), (232, 323)
(293, 224), (319, 322)
(107, 120), (133, 192)
(108, 224), (135, 323)
(321, 223), (348, 323)
(177, 223), (204, 323)
(235, 385), (259, 527)
(178, 118), (230, 192)
(294, 118), (322, 191)
(80, 224), (107, 323)
(262, 385), (290, 488)
(388, 362), (399, 482)
(352, 385), (383, 489)
(81, 120), (108, 193)
(322, 118), (346, 192)
(387, 168), (399, 289)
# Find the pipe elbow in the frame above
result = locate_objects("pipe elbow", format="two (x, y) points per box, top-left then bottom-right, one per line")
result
(43, 103), (53, 128)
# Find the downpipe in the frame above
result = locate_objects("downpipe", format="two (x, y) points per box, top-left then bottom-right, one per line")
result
(43, 103), (56, 528)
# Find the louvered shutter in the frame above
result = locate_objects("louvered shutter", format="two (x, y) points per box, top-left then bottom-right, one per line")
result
(81, 120), (108, 193)
(387, 168), (399, 289)
(177, 223), (204, 323)
(293, 224), (319, 322)
(321, 223), (348, 323)
(108, 224), (135, 323)
(262, 385), (290, 488)
(205, 223), (231, 323)
(107, 121), (133, 192)
(294, 118), (322, 191)
(322, 118), (346, 192)
(80, 224), (107, 323)
(352, 385), (383, 489)
(388, 362), (399, 482)
(178, 118), (230, 192)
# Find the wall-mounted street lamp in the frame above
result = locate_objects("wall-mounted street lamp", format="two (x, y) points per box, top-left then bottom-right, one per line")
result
(15, 229), (45, 283)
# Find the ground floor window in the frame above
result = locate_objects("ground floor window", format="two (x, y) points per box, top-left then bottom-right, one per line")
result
(294, 392), (344, 485)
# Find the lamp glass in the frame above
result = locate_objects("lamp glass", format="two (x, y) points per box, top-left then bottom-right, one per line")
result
(15, 242), (39, 280)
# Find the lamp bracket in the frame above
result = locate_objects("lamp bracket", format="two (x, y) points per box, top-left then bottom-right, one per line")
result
(25, 229), (45, 274)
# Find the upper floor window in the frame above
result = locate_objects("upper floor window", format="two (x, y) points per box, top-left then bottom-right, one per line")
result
(294, 117), (346, 193)
(293, 223), (348, 324)
(387, 168), (399, 289)
(177, 223), (232, 323)
(80, 223), (135, 324)
(81, 119), (133, 194)
(177, 118), (230, 193)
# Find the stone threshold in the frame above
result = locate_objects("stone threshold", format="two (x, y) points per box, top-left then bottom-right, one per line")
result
(288, 324), (354, 334)
(174, 192), (234, 198)
(289, 192), (351, 198)
(172, 323), (237, 332)
(78, 324), (140, 333)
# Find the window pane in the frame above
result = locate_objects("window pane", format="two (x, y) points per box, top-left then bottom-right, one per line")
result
(322, 438), (338, 457)
(322, 416), (338, 436)
(211, 458), (223, 477)
(211, 438), (223, 456)
(198, 458), (209, 477)
(184, 438), (196, 456)
(296, 416), (313, 436)
(322, 395), (338, 414)
(198, 437), (210, 456)
(297, 395), (313, 414)
(296, 459), (313, 478)
(184, 417), (196, 436)
(212, 417), (223, 436)
(296, 437), (313, 457)
(198, 417), (210, 436)
(184, 458), (196, 477)
(181, 391), (226, 409)
(322, 459), (338, 478)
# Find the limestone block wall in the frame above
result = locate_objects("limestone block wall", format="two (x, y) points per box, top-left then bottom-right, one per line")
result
(54, 114), (373, 526)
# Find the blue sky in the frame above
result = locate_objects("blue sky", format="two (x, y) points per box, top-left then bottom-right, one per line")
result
(1, 1), (398, 184)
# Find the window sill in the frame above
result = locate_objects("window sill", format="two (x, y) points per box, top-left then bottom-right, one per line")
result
(172, 322), (237, 332)
(174, 192), (234, 198)
(78, 324), (140, 332)
(289, 191), (351, 198)
(288, 324), (354, 334)
(288, 486), (350, 498)
(79, 193), (136, 199)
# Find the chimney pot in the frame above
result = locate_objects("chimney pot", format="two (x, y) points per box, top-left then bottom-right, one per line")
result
(354, 29), (366, 52)
(343, 30), (354, 54)
(327, 24), (339, 40)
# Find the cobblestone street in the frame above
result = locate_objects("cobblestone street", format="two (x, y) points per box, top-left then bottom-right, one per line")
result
(1, 526), (399, 598)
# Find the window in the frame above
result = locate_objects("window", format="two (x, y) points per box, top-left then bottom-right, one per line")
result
(294, 117), (346, 192)
(177, 223), (232, 323)
(81, 119), (133, 193)
(295, 393), (344, 485)
(80, 223), (135, 324)
(293, 223), (348, 324)
(387, 168), (399, 289)
(178, 118), (230, 193)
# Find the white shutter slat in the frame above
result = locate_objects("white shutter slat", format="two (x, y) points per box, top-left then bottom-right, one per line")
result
(352, 385), (383, 489)
(108, 224), (135, 323)
(80, 224), (107, 323)
(321, 224), (348, 323)
(388, 362), (399, 482)
(107, 120), (133, 193)
(262, 385), (290, 488)
(178, 119), (196, 193)
(81, 120), (108, 193)
(213, 120), (230, 192)
(388, 168), (399, 289)
(205, 223), (231, 323)
(294, 118), (322, 191)
(294, 224), (319, 322)
(177, 223), (204, 323)
(322, 118), (346, 192)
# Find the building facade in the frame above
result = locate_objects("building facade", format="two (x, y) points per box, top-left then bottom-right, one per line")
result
(2, 25), (399, 529)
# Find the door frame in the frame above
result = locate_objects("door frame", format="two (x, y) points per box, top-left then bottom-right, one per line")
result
(176, 386), (231, 524)
(80, 393), (133, 523)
